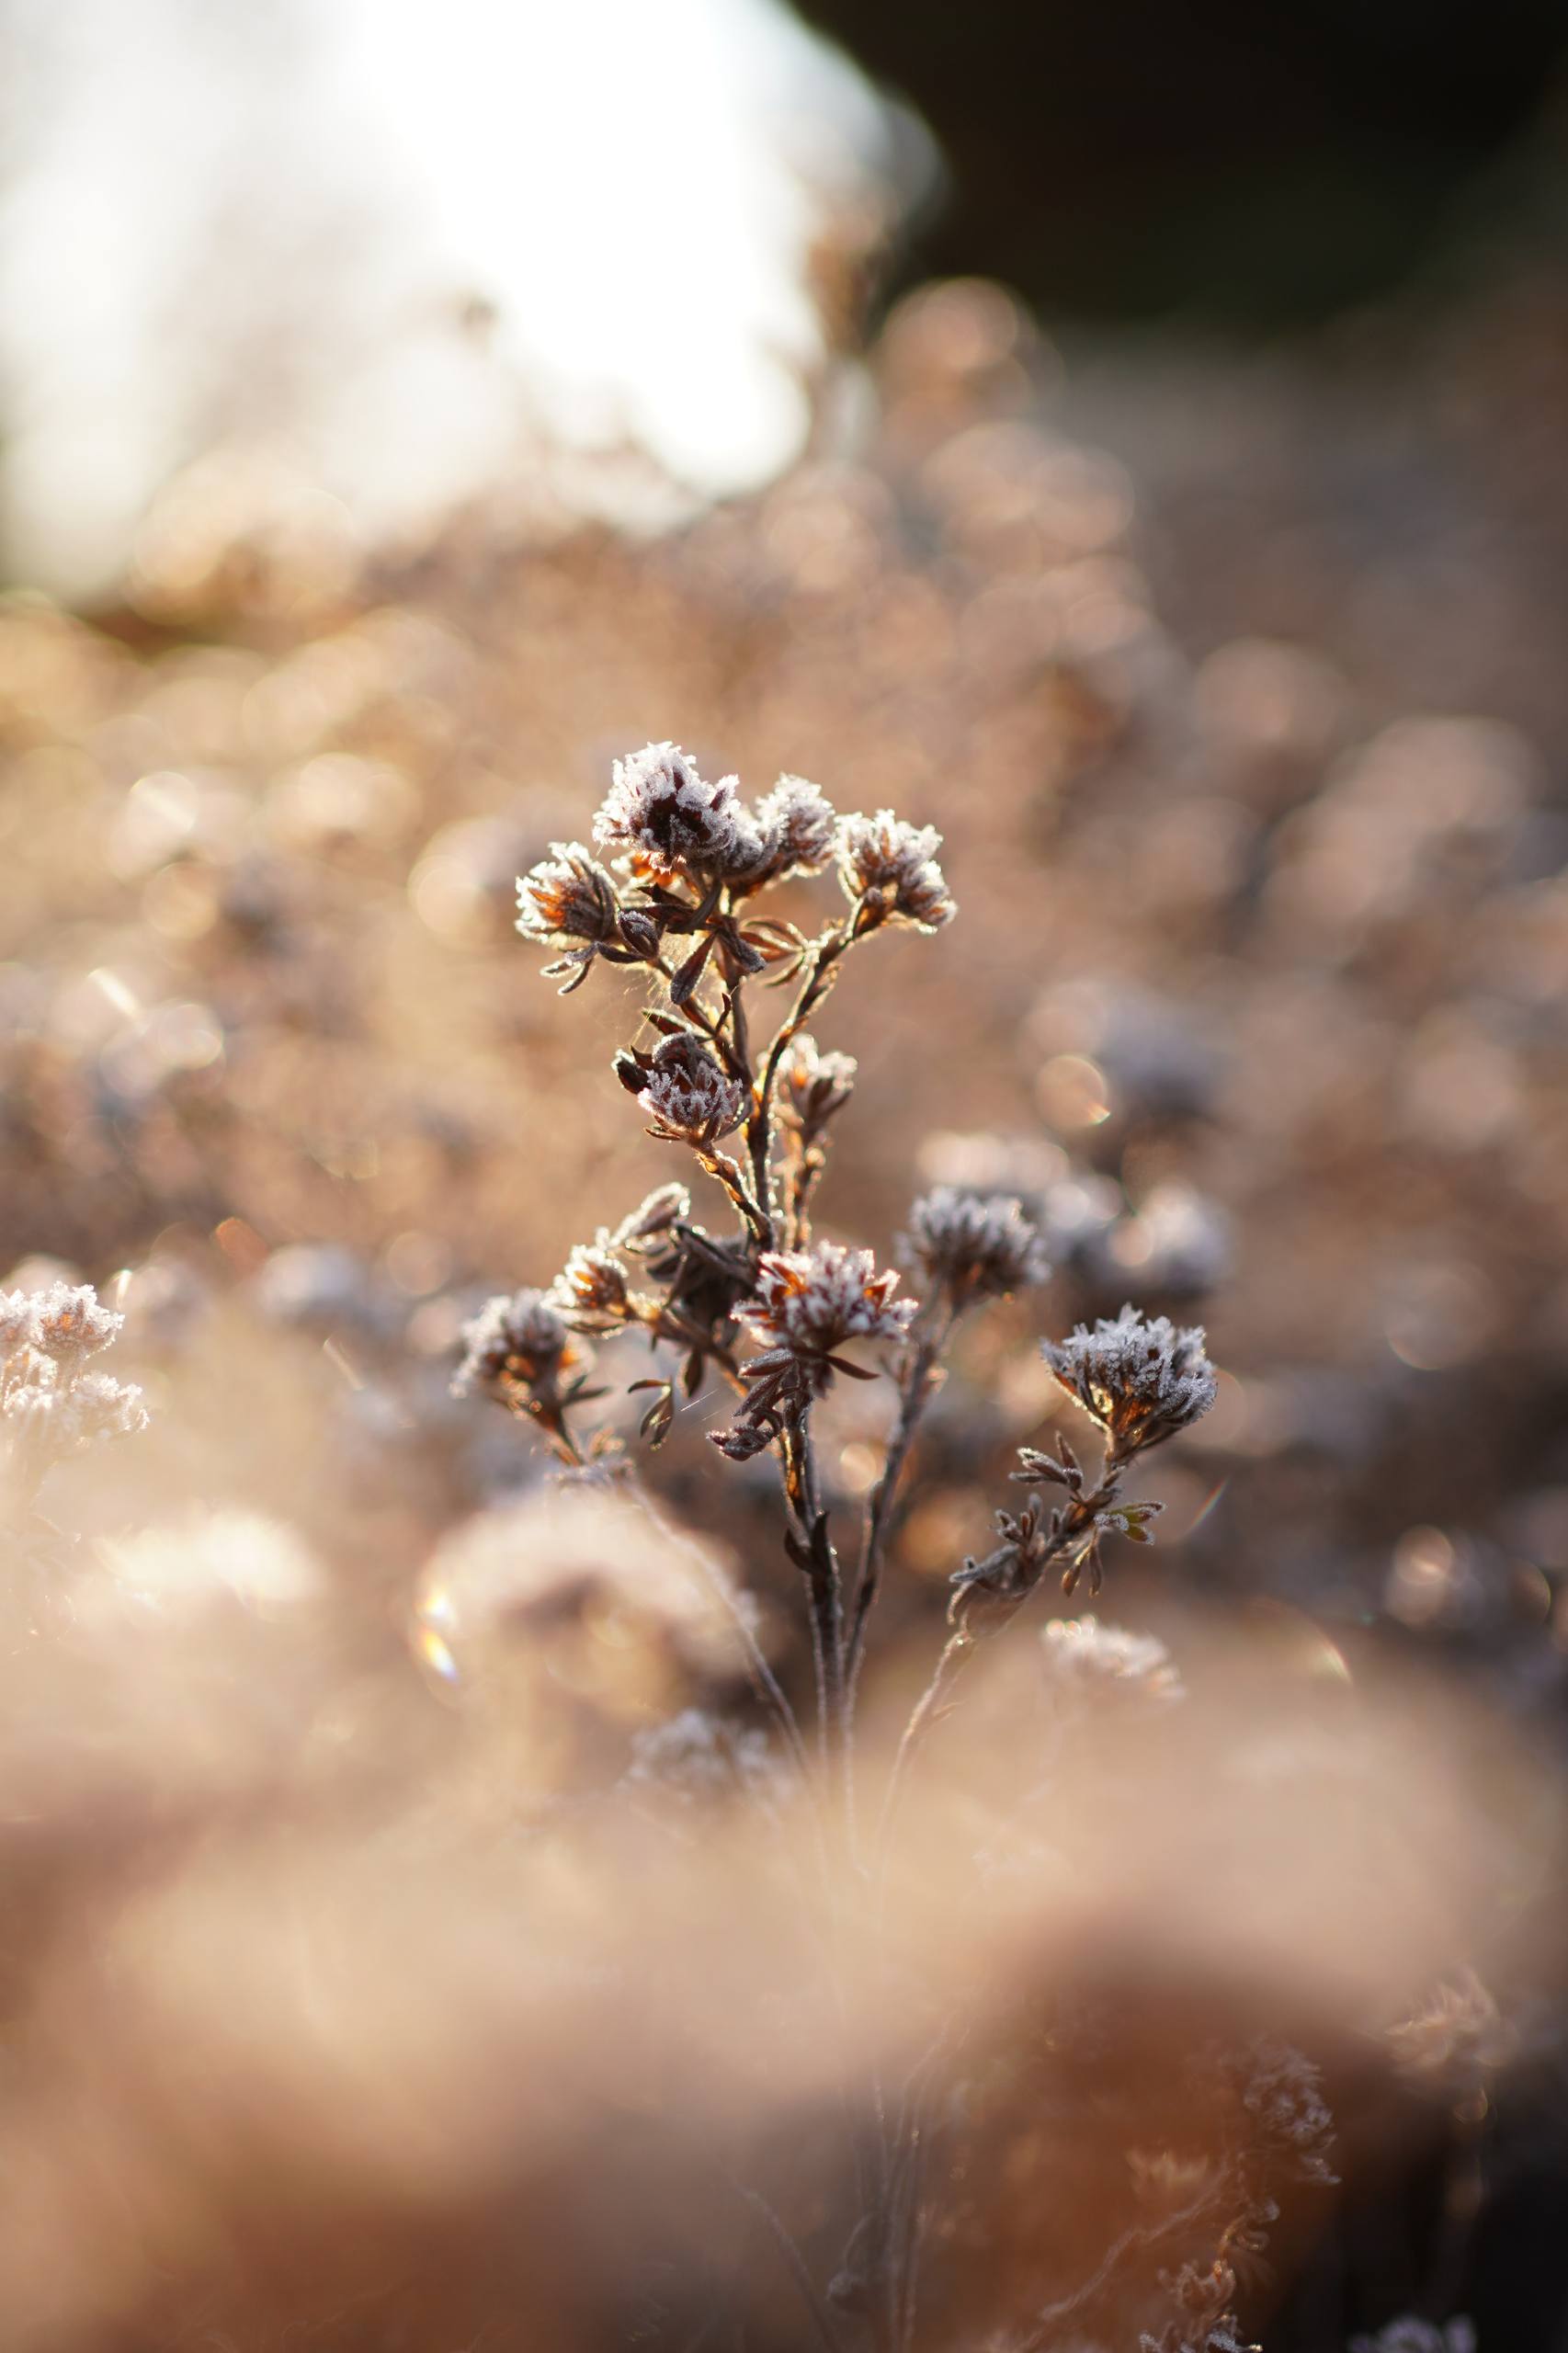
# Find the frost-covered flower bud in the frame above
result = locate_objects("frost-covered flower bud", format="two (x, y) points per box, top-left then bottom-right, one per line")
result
(1042, 1302), (1217, 1452)
(517, 842), (620, 947)
(29, 1281), (123, 1367)
(777, 1034), (857, 1138)
(632, 1033), (746, 1145)
(593, 742), (744, 882)
(549, 1239), (631, 1331)
(452, 1288), (576, 1400)
(68, 1370), (150, 1443)
(902, 1186), (1051, 1305)
(517, 841), (625, 993)
(755, 775), (837, 877)
(836, 809), (955, 930)
(613, 1183), (692, 1250)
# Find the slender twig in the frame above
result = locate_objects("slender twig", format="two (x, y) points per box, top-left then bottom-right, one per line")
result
(748, 928), (851, 1211)
(846, 1309), (954, 1710)
(728, 2176), (848, 2353)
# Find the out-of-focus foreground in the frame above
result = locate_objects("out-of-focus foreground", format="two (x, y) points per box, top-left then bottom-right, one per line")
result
(6, 7), (1568, 2348)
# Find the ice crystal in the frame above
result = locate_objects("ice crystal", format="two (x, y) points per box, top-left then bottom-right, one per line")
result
(835, 808), (955, 930)
(902, 1185), (1051, 1303)
(1043, 1303), (1217, 1451)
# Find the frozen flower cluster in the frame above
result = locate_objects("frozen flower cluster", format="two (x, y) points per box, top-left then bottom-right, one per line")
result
(903, 1185), (1051, 1305)
(1040, 1613), (1183, 1702)
(516, 841), (638, 994)
(836, 809), (956, 930)
(1043, 1303), (1218, 1452)
(1, 1280), (148, 1495)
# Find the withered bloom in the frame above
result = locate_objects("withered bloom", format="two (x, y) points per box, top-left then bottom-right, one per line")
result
(753, 774), (837, 879)
(619, 1033), (747, 1146)
(548, 1240), (632, 1334)
(711, 1242), (915, 1461)
(835, 809), (955, 931)
(1042, 1302), (1217, 1452)
(902, 1185), (1051, 1307)
(453, 1289), (581, 1404)
(516, 841), (628, 993)
(776, 1034), (857, 1140)
(593, 741), (745, 883)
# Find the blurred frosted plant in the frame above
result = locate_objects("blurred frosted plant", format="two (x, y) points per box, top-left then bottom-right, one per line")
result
(903, 1184), (1051, 1309)
(1041, 1614), (1184, 1703)
(1349, 2325), (1476, 2353)
(452, 1288), (599, 1464)
(624, 1708), (778, 1809)
(1, 1279), (147, 1506)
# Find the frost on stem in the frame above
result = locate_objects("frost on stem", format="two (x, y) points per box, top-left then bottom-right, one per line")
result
(711, 1242), (915, 1461)
(836, 808), (955, 931)
(902, 1184), (1051, 1308)
(1042, 1303), (1218, 1453)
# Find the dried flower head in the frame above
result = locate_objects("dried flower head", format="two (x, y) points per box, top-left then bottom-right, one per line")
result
(902, 1185), (1051, 1305)
(1237, 2040), (1337, 2184)
(0, 1289), (40, 1357)
(777, 1034), (857, 1137)
(612, 1183), (692, 1252)
(1043, 1303), (1217, 1451)
(836, 809), (955, 931)
(624, 1032), (747, 1146)
(948, 1497), (1055, 1624)
(754, 774), (837, 878)
(739, 1241), (915, 1389)
(593, 742), (743, 882)
(452, 1288), (577, 1402)
(1041, 1614), (1183, 1702)
(516, 841), (631, 992)
(712, 1243), (915, 1460)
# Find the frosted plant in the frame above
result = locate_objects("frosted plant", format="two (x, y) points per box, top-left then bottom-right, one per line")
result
(448, 739), (1279, 2353)
(1041, 1613), (1184, 1704)
(903, 1184), (1054, 1308)
(1, 1279), (148, 1508)
(1348, 2324), (1477, 2353)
